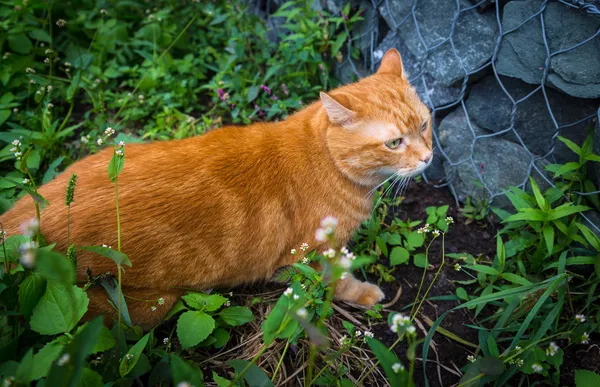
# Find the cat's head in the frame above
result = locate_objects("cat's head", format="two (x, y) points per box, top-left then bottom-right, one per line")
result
(321, 49), (432, 187)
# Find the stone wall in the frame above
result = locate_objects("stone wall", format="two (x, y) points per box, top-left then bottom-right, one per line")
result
(254, 0), (600, 214)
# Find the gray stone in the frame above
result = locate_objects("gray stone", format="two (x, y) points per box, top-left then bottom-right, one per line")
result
(334, 58), (368, 85)
(438, 108), (548, 209)
(352, 1), (379, 59)
(465, 75), (599, 163)
(379, 0), (498, 86)
(374, 31), (462, 108)
(496, 0), (600, 99)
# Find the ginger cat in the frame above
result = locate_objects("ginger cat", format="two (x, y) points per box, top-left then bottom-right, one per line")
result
(1, 49), (432, 329)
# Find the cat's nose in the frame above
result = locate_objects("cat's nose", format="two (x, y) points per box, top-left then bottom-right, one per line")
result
(420, 152), (432, 163)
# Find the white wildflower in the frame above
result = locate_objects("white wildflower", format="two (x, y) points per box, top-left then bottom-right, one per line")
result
(119, 141), (125, 146)
(340, 247), (349, 255)
(225, 301), (231, 306)
(176, 382), (192, 387)
(454, 263), (462, 271)
(392, 362), (404, 373)
(20, 218), (39, 237)
(163, 337), (170, 345)
(446, 216), (454, 224)
(47, 103), (54, 108)
(364, 331), (374, 339)
(283, 287), (293, 297)
(296, 307), (308, 319)
(81, 135), (90, 144)
(532, 363), (543, 373)
(64, 61), (72, 67)
(302, 257), (310, 264)
(515, 345), (522, 352)
(293, 294), (299, 301)
(104, 127), (115, 136)
(406, 325), (416, 335)
(157, 297), (165, 305)
(354, 330), (362, 337)
(56, 19), (66, 27)
(116, 149), (124, 157)
(323, 248), (335, 259)
(44, 57), (50, 64)
(126, 353), (133, 360)
(315, 228), (328, 242)
(57, 353), (70, 366)
(300, 243), (309, 252)
(344, 252), (356, 260)
(25, 67), (35, 73)
(467, 355), (476, 363)
(100, 9), (107, 15)
(575, 314), (586, 323)
(12, 139), (21, 146)
(22, 178), (30, 185)
(97, 138), (103, 146)
(338, 256), (351, 269)
(151, 306), (157, 311)
(581, 332), (590, 344)
(546, 341), (559, 357)
(290, 248), (297, 255)
(320, 216), (338, 234)
(432, 229), (441, 237)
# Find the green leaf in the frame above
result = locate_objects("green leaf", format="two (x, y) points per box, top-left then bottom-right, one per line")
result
(262, 293), (289, 345)
(505, 208), (546, 222)
(406, 231), (424, 248)
(82, 245), (131, 266)
(30, 337), (67, 380)
(46, 317), (104, 387)
(15, 349), (34, 384)
(18, 273), (47, 318)
(542, 225), (554, 255)
(496, 235), (505, 269)
(177, 311), (216, 349)
(75, 323), (115, 354)
(574, 370), (600, 387)
(29, 28), (51, 43)
(465, 264), (499, 276)
(35, 250), (75, 283)
(67, 71), (82, 102)
(387, 233), (403, 245)
(0, 235), (28, 263)
(501, 273), (532, 286)
(558, 136), (582, 155)
(376, 236), (388, 257)
(213, 371), (231, 387)
(107, 152), (124, 182)
(529, 177), (547, 211)
(330, 32), (347, 57)
(413, 253), (428, 268)
(247, 86), (259, 102)
(365, 339), (404, 386)
(42, 156), (66, 184)
(8, 33), (32, 54)
(390, 246), (409, 266)
(211, 328), (230, 349)
(171, 354), (205, 387)
(30, 282), (89, 335)
(182, 293), (227, 312)
(219, 306), (254, 326)
(547, 204), (590, 221)
(119, 332), (150, 377)
(79, 368), (103, 387)
(553, 162), (580, 178)
(227, 359), (274, 387)
(456, 287), (468, 301)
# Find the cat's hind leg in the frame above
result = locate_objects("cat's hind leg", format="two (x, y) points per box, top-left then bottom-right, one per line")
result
(333, 274), (384, 306)
(85, 285), (184, 330)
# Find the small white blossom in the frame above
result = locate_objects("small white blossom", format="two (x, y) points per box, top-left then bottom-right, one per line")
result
(432, 230), (441, 237)
(531, 363), (543, 373)
(373, 50), (384, 60)
(116, 149), (124, 157)
(446, 216), (454, 224)
(22, 178), (30, 185)
(25, 67), (35, 73)
(20, 218), (39, 237)
(47, 103), (54, 108)
(338, 256), (351, 269)
(515, 345), (522, 352)
(302, 257), (310, 264)
(163, 337), (170, 345)
(10, 147), (16, 152)
(344, 252), (356, 260)
(283, 288), (293, 297)
(364, 331), (374, 338)
(320, 216), (338, 234)
(581, 332), (590, 344)
(340, 272), (349, 279)
(296, 307), (308, 319)
(95, 78), (101, 84)
(339, 335), (349, 346)
(406, 325), (416, 335)
(64, 61), (72, 67)
(12, 139), (21, 146)
(300, 243), (309, 252)
(56, 19), (66, 27)
(354, 330), (362, 337)
(315, 228), (327, 242)
(138, 94), (144, 99)
(392, 362), (404, 373)
(105, 127), (115, 136)
(293, 294), (299, 301)
(575, 314), (586, 323)
(81, 135), (90, 144)
(57, 353), (70, 366)
(13, 108), (18, 113)
(225, 300), (231, 306)
(417, 224), (431, 234)
(14, 151), (22, 159)
(323, 248), (335, 259)
(100, 9), (107, 15)
(176, 381), (192, 387)
(20, 248), (36, 267)
(119, 141), (125, 146)
(157, 297), (165, 305)
(340, 247), (349, 255)
(97, 138), (103, 146)
(151, 306), (157, 311)
(546, 341), (559, 357)
(290, 248), (297, 255)
(454, 263), (462, 271)
(515, 358), (524, 367)
(467, 355), (476, 363)
(44, 57), (50, 64)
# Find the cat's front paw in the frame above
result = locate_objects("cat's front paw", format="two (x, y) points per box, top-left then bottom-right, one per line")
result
(355, 282), (385, 306)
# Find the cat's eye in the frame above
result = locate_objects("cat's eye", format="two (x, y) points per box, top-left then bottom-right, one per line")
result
(420, 120), (428, 132)
(385, 138), (403, 149)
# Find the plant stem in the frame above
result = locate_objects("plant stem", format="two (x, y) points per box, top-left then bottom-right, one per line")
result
(412, 233), (446, 317)
(115, 177), (122, 353)
(271, 340), (289, 382)
(115, 179), (121, 252)
(410, 238), (435, 319)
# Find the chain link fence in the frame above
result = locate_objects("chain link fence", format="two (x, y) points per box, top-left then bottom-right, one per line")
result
(258, 0), (600, 232)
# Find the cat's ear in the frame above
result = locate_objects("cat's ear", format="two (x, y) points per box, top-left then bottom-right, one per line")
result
(320, 92), (356, 126)
(376, 48), (404, 77)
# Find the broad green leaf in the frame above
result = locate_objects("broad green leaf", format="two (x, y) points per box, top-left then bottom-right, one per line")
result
(171, 354), (205, 387)
(227, 359), (274, 387)
(29, 28), (51, 43)
(262, 293), (289, 345)
(456, 287), (468, 301)
(375, 236), (388, 257)
(79, 368), (103, 387)
(413, 253), (427, 268)
(75, 323), (115, 354)
(390, 246), (409, 266)
(67, 72), (82, 102)
(213, 371), (231, 387)
(577, 223), (600, 250)
(211, 328), (230, 349)
(15, 349), (34, 384)
(30, 282), (89, 335)
(406, 231), (424, 248)
(46, 317), (104, 387)
(544, 256), (596, 269)
(0, 235), (28, 263)
(82, 246), (131, 266)
(30, 337), (67, 380)
(182, 293), (227, 312)
(542, 225), (554, 254)
(474, 285), (493, 318)
(219, 306), (254, 326)
(553, 162), (580, 178)
(35, 250), (75, 284)
(505, 208), (546, 222)
(387, 233), (403, 245)
(177, 311), (216, 349)
(574, 369), (600, 387)
(119, 332), (150, 377)
(330, 32), (347, 57)
(107, 152), (124, 182)
(247, 86), (259, 102)
(8, 33), (32, 54)
(18, 273), (47, 318)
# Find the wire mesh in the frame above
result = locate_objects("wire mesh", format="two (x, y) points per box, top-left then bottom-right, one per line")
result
(261, 0), (600, 232)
